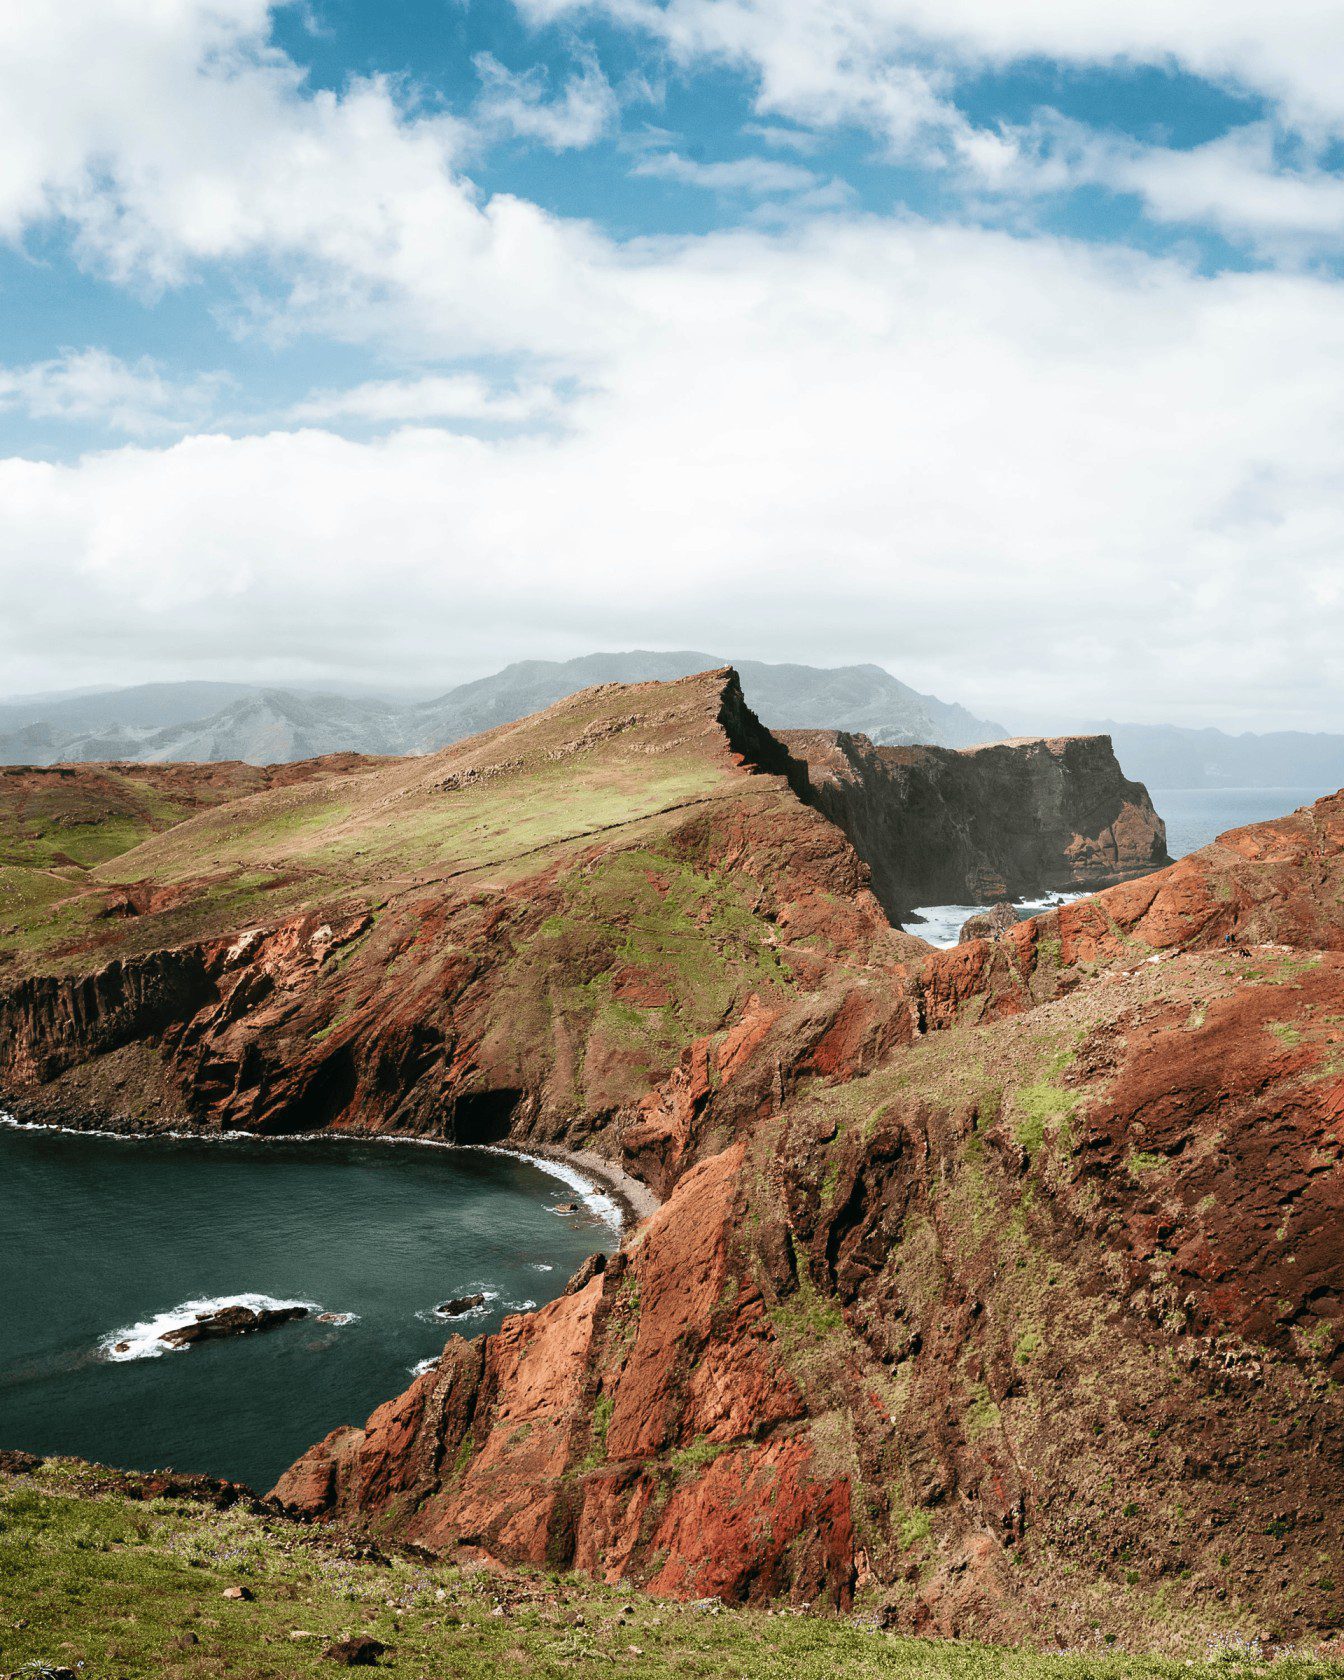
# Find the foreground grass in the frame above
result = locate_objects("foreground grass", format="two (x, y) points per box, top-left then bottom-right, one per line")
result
(2, 1464), (1343, 1680)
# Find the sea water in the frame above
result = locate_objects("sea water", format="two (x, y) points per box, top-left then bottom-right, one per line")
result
(900, 785), (1337, 947)
(0, 1125), (617, 1490)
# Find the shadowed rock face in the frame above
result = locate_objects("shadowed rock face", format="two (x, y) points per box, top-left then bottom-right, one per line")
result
(778, 729), (1168, 921)
(275, 792), (1344, 1649)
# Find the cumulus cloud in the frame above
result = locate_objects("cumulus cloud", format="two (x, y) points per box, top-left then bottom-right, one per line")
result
(473, 51), (620, 150)
(2, 0), (1343, 734)
(515, 0), (1344, 137)
(284, 373), (561, 426)
(0, 0), (612, 359)
(5, 221), (1344, 730)
(0, 350), (227, 436)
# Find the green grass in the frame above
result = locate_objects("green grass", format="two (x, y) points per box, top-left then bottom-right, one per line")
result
(6, 1464), (1339, 1680)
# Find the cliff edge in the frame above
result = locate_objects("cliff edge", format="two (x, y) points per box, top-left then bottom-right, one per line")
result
(779, 729), (1168, 921)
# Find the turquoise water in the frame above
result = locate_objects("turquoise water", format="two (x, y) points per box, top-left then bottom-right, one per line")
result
(0, 1126), (616, 1491)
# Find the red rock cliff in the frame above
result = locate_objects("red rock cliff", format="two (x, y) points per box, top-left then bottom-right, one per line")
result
(276, 792), (1344, 1649)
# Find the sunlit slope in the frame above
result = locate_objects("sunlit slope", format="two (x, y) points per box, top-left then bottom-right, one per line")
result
(0, 672), (787, 974)
(0, 670), (912, 1132)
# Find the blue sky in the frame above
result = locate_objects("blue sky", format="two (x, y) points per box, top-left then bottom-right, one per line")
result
(2, 1), (1343, 728)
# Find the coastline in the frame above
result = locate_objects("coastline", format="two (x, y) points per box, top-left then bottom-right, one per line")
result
(498, 1141), (661, 1225)
(0, 1106), (659, 1234)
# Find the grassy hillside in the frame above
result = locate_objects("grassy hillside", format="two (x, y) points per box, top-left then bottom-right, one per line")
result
(3, 1459), (1337, 1680)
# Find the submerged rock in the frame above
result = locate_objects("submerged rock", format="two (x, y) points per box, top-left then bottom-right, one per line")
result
(159, 1303), (308, 1348)
(435, 1293), (486, 1318)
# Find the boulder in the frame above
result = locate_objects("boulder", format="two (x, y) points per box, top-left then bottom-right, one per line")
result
(435, 1294), (486, 1318)
(957, 901), (1021, 943)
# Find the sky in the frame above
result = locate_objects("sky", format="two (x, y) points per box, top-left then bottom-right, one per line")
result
(2, 2), (1343, 730)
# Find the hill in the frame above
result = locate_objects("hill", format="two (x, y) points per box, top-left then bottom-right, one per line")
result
(8, 1457), (1331, 1680)
(276, 779), (1344, 1645)
(0, 654), (1007, 766)
(0, 672), (1330, 1649)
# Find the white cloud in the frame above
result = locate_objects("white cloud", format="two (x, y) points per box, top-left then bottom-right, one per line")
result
(2, 1), (1344, 735)
(0, 0), (612, 360)
(632, 151), (819, 194)
(0, 350), (227, 436)
(1097, 127), (1344, 249)
(5, 221), (1344, 731)
(285, 373), (561, 426)
(473, 51), (619, 150)
(515, 0), (1344, 138)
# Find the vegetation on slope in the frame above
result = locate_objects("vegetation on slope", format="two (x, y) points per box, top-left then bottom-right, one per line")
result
(4, 1460), (1340, 1680)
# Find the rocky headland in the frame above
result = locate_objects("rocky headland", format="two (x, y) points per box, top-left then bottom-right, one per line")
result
(779, 729), (1168, 921)
(1, 668), (1336, 1649)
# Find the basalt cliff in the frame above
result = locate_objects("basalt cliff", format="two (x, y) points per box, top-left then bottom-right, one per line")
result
(782, 729), (1168, 921)
(3, 671), (1338, 1650)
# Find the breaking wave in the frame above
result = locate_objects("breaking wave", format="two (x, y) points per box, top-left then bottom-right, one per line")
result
(98, 1293), (337, 1362)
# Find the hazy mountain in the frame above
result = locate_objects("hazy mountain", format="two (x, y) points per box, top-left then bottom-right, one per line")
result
(20, 691), (409, 767)
(406, 652), (1006, 752)
(1028, 721), (1344, 791)
(0, 655), (1008, 766)
(11, 659), (1340, 788)
(0, 681), (269, 735)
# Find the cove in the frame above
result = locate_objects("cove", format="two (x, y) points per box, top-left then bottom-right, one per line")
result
(0, 1124), (618, 1491)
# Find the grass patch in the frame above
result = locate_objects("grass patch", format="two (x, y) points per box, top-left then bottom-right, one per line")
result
(6, 1462), (1338, 1680)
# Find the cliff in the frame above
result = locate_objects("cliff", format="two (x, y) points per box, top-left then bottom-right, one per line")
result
(4, 674), (1342, 1649)
(0, 669), (914, 1144)
(778, 730), (1168, 920)
(276, 791), (1344, 1648)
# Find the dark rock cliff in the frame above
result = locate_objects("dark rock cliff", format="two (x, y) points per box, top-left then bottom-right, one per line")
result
(778, 729), (1168, 921)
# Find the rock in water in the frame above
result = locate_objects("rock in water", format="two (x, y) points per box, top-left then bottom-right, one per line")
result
(958, 901), (1021, 943)
(159, 1303), (308, 1348)
(434, 1293), (486, 1318)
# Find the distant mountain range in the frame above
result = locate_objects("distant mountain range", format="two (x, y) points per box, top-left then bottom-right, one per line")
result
(1, 654), (1342, 792)
(0, 654), (1007, 767)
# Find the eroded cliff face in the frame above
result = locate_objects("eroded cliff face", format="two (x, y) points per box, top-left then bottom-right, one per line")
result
(5, 677), (1343, 1647)
(779, 729), (1168, 921)
(276, 793), (1344, 1648)
(0, 670), (915, 1144)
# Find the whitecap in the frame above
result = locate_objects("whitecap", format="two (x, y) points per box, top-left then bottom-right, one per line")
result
(99, 1293), (327, 1362)
(901, 891), (1086, 950)
(409, 1356), (440, 1378)
(416, 1289), (499, 1324)
(529, 1263), (555, 1273)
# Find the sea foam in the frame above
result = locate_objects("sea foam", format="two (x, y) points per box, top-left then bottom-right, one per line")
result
(98, 1293), (336, 1362)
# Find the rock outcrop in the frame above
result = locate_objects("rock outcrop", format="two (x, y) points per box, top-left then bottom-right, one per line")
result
(158, 1303), (308, 1349)
(779, 729), (1168, 921)
(275, 792), (1344, 1649)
